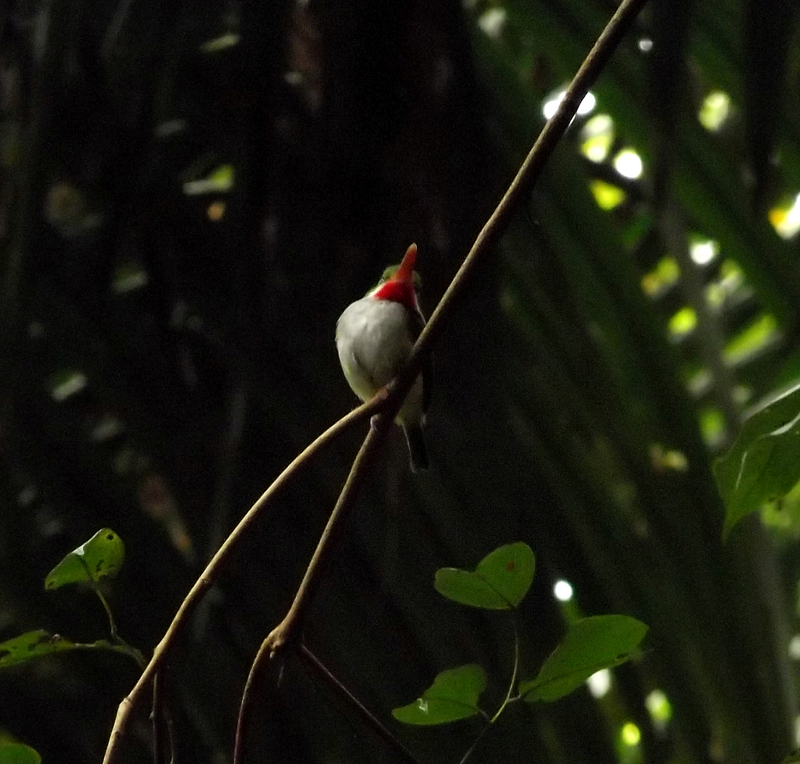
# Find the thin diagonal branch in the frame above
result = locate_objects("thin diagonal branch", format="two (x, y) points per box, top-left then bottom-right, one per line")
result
(298, 644), (423, 764)
(401, 0), (650, 392)
(101, 399), (379, 764)
(256, 0), (650, 665)
(259, 407), (394, 657)
(236, 0), (650, 754)
(233, 636), (285, 764)
(234, 418), (395, 762)
(234, 640), (424, 764)
(101, 1), (649, 760)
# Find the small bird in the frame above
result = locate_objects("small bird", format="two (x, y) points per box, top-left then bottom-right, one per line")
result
(336, 243), (431, 471)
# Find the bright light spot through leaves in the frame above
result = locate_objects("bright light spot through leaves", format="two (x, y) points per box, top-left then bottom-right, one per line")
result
(641, 257), (680, 297)
(553, 579), (574, 602)
(613, 149), (643, 179)
(581, 114), (614, 163)
(690, 239), (719, 265)
(49, 370), (88, 402)
(392, 664), (486, 725)
(207, 201), (226, 221)
(724, 313), (778, 364)
(590, 180), (626, 210)
(587, 668), (612, 698)
(700, 407), (726, 446)
(478, 7), (506, 38)
(542, 89), (596, 120)
(669, 307), (697, 337)
(434, 542), (534, 609)
(645, 689), (672, 726)
(649, 444), (689, 472)
(112, 262), (149, 294)
(183, 164), (234, 196)
(200, 33), (240, 53)
(45, 528), (125, 589)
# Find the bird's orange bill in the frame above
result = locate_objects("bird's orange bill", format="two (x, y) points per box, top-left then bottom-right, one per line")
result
(395, 243), (417, 284)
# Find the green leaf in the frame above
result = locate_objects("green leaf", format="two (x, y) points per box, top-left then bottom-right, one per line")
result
(45, 528), (125, 589)
(0, 630), (132, 669)
(392, 664), (487, 725)
(0, 630), (80, 668)
(714, 383), (800, 539)
(434, 542), (535, 609)
(0, 744), (42, 764)
(520, 615), (648, 703)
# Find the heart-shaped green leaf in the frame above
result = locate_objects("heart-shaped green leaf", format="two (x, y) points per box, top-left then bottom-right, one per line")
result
(434, 542), (535, 609)
(714, 383), (800, 539)
(0, 743), (42, 764)
(45, 528), (125, 589)
(392, 664), (486, 725)
(520, 615), (648, 702)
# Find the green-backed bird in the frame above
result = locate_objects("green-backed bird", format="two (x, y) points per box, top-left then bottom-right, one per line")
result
(335, 243), (431, 471)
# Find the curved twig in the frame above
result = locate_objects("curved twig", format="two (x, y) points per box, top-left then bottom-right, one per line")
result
(402, 0), (649, 386)
(234, 636), (285, 764)
(233, 419), (394, 761)
(258, 407), (394, 657)
(257, 0), (651, 665)
(232, 0), (650, 756)
(101, 0), (649, 760)
(298, 644), (423, 764)
(101, 400), (379, 764)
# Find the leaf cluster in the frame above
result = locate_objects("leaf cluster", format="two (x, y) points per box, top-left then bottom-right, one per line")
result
(0, 529), (143, 671)
(715, 383), (800, 538)
(392, 543), (647, 740)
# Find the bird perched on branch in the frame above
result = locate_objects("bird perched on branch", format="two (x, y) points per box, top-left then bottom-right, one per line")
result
(335, 243), (431, 471)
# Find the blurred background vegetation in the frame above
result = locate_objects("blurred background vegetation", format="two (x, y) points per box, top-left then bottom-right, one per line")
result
(2, 0), (800, 762)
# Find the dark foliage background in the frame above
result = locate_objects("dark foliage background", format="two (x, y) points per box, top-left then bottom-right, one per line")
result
(2, 1), (800, 763)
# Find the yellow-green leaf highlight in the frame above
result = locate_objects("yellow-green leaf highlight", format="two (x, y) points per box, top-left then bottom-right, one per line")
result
(714, 382), (800, 539)
(0, 743), (42, 764)
(45, 528), (125, 589)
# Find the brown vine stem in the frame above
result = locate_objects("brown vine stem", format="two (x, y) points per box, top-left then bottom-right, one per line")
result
(234, 0), (648, 757)
(404, 0), (649, 378)
(234, 415), (395, 762)
(298, 644), (423, 764)
(102, 0), (648, 760)
(101, 400), (379, 764)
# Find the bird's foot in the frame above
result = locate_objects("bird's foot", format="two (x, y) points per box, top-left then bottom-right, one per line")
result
(373, 384), (392, 402)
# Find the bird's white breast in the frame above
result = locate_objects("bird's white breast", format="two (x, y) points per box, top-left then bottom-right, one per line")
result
(335, 297), (424, 424)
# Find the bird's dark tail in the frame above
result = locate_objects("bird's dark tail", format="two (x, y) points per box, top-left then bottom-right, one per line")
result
(403, 425), (429, 472)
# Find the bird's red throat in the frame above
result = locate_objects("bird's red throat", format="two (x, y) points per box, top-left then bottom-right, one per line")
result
(373, 243), (418, 309)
